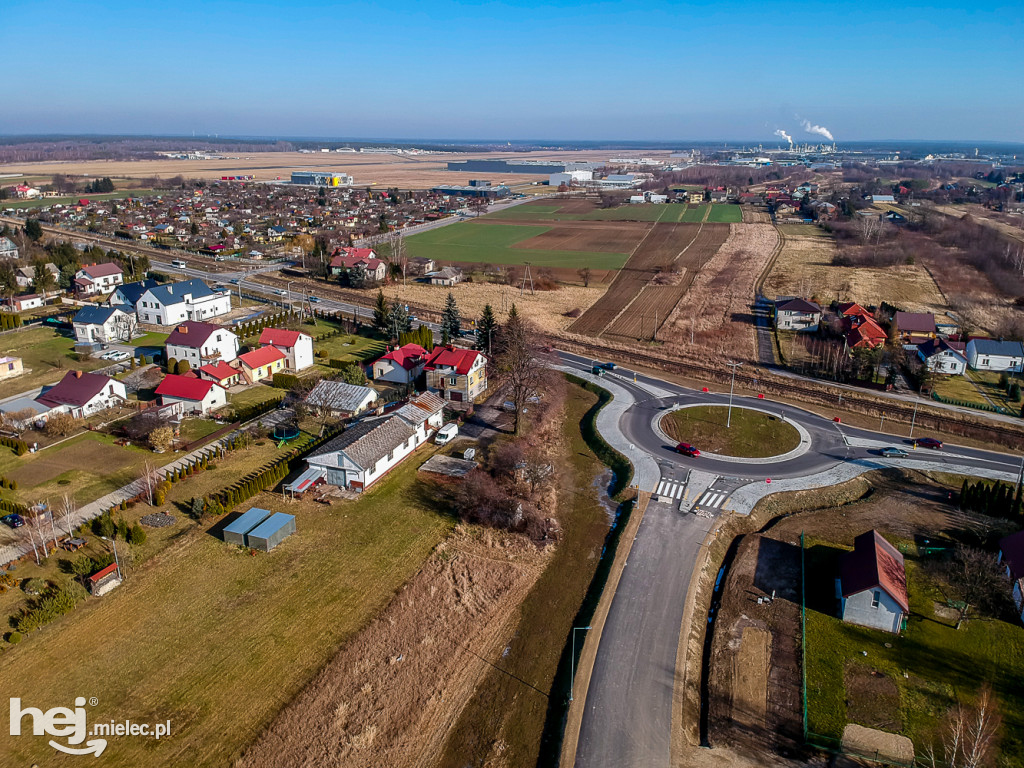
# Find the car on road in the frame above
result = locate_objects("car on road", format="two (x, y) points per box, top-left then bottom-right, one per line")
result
(171, 259), (187, 268)
(108, 350), (130, 362)
(2, 513), (25, 528)
(309, 296), (320, 303)
(278, 289), (288, 296)
(598, 362), (616, 370)
(914, 437), (944, 449)
(880, 447), (909, 458)
(230, 278), (240, 284)
(591, 366), (605, 376)
(675, 442), (701, 457)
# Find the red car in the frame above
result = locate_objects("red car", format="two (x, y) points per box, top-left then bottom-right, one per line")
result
(915, 437), (943, 449)
(676, 442), (700, 457)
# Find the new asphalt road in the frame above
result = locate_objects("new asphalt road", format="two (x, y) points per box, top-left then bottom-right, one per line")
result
(557, 351), (1022, 768)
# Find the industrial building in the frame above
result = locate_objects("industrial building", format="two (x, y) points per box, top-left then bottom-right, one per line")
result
(549, 170), (594, 186)
(291, 171), (354, 187)
(446, 159), (597, 175)
(432, 182), (510, 198)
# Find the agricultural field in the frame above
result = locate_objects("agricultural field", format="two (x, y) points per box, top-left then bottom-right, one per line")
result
(484, 198), (699, 224)
(706, 204), (743, 223)
(0, 325), (111, 399)
(404, 220), (630, 270)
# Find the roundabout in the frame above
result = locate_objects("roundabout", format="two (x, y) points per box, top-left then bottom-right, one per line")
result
(654, 403), (809, 463)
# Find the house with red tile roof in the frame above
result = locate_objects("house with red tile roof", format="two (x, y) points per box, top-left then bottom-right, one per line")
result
(36, 370), (127, 418)
(424, 345), (487, 403)
(329, 248), (387, 282)
(155, 373), (227, 415)
(258, 327), (314, 371)
(839, 530), (909, 633)
(371, 343), (429, 385)
(197, 361), (242, 388)
(235, 345), (287, 384)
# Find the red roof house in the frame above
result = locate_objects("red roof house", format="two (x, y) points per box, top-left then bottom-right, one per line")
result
(155, 373), (227, 415)
(258, 327), (314, 371)
(372, 343), (429, 385)
(839, 530), (909, 633)
(329, 248), (387, 281)
(197, 361), (242, 387)
(235, 346), (286, 383)
(423, 346), (487, 403)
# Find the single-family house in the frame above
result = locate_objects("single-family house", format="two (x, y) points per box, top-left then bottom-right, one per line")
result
(0, 356), (23, 381)
(305, 380), (379, 418)
(107, 279), (159, 309)
(917, 338), (967, 375)
(36, 370), (127, 418)
(838, 530), (909, 634)
(0, 237), (19, 260)
(236, 345), (286, 383)
(74, 262), (124, 297)
(197, 361), (242, 389)
(408, 257), (437, 276)
(966, 339), (1024, 373)
(425, 267), (463, 287)
(394, 391), (445, 431)
(258, 328), (314, 371)
(774, 297), (822, 331)
(372, 343), (429, 385)
(329, 248), (387, 282)
(998, 530), (1024, 623)
(2, 294), (45, 313)
(136, 279), (232, 325)
(15, 263), (58, 289)
(305, 415), (427, 492)
(72, 305), (134, 344)
(424, 345), (487, 403)
(893, 312), (936, 345)
(164, 321), (239, 367)
(870, 195), (896, 204)
(154, 374), (227, 415)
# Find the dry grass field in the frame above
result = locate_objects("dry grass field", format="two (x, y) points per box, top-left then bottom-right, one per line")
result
(0, 149), (655, 189)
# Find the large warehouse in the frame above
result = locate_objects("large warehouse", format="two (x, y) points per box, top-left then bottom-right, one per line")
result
(291, 171), (354, 186)
(446, 159), (596, 174)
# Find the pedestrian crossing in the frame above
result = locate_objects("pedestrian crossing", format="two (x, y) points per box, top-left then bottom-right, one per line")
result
(656, 479), (686, 500)
(696, 490), (728, 509)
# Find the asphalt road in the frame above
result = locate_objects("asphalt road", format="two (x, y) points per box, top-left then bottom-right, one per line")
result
(556, 351), (1022, 768)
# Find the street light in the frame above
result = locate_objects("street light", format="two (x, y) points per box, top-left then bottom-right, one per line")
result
(286, 280), (295, 312)
(570, 625), (592, 702)
(725, 360), (743, 429)
(100, 535), (122, 580)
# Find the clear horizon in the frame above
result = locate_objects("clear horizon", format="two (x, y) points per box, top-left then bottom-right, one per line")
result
(2, 0), (1022, 143)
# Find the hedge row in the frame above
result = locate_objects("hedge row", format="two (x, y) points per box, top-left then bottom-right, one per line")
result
(0, 498), (28, 515)
(0, 313), (23, 330)
(0, 436), (28, 456)
(930, 391), (1012, 415)
(565, 374), (633, 498)
(15, 584), (83, 633)
(235, 310), (297, 340)
(271, 372), (299, 390)
(0, 476), (17, 491)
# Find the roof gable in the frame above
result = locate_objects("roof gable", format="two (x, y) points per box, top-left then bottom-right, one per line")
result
(840, 530), (909, 613)
(165, 321), (226, 348)
(259, 327), (308, 348)
(36, 370), (113, 407)
(238, 346), (286, 369)
(155, 374), (216, 401)
(310, 416), (415, 470)
(425, 345), (481, 375)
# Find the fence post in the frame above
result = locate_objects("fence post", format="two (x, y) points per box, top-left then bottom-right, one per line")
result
(801, 530), (808, 742)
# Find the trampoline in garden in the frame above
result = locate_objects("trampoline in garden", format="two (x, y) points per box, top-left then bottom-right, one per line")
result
(273, 423), (301, 444)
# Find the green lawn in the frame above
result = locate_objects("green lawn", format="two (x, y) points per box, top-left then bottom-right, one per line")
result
(176, 418), (225, 445)
(405, 221), (630, 269)
(660, 405), (800, 458)
(0, 449), (453, 767)
(706, 204), (742, 223)
(228, 384), (284, 410)
(580, 204), (681, 223)
(313, 333), (386, 364)
(681, 204), (709, 222)
(128, 331), (169, 348)
(805, 545), (1024, 763)
(0, 326), (110, 399)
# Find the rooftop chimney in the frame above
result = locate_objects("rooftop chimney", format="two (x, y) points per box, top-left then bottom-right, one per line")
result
(74, 370), (82, 378)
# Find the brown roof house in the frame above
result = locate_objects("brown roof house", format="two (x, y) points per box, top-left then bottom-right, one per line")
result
(893, 311), (936, 345)
(998, 530), (1024, 624)
(838, 530), (909, 633)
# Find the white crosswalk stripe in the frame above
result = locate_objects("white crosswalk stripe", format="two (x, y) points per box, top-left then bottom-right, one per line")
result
(674, 484), (685, 499)
(699, 491), (714, 506)
(657, 481), (667, 496)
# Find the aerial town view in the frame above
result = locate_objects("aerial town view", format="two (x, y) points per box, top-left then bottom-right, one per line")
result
(1, 2), (1023, 767)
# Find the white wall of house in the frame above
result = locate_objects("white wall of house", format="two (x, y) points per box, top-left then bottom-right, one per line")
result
(840, 587), (904, 633)
(309, 422), (428, 491)
(137, 290), (232, 325)
(776, 310), (821, 331)
(270, 334), (314, 371)
(920, 349), (966, 374)
(160, 387), (226, 415)
(73, 312), (131, 344)
(166, 330), (238, 366)
(373, 359), (422, 384)
(967, 342), (1024, 373)
(55, 380), (128, 418)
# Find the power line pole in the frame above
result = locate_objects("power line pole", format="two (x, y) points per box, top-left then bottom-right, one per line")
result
(726, 360), (743, 429)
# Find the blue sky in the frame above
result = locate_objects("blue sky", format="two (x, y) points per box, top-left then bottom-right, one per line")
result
(3, 0), (1022, 142)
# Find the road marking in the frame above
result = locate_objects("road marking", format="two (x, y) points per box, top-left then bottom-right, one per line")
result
(657, 481), (667, 495)
(675, 484), (685, 499)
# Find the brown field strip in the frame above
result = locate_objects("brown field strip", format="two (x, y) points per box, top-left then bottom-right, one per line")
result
(510, 224), (647, 253)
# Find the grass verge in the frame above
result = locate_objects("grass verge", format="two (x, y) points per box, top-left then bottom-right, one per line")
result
(661, 405), (800, 458)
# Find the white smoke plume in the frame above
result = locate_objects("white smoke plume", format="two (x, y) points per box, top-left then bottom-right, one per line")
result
(773, 129), (793, 148)
(800, 119), (834, 142)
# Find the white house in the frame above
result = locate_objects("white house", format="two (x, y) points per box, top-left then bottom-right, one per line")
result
(305, 380), (378, 418)
(72, 305), (135, 344)
(305, 415), (428, 492)
(774, 297), (822, 332)
(74, 262), (124, 297)
(35, 370), (127, 418)
(837, 530), (909, 634)
(3, 294), (45, 312)
(164, 321), (239, 367)
(15, 263), (58, 289)
(917, 338), (967, 375)
(107, 279), (159, 309)
(426, 267), (463, 287)
(137, 279), (232, 326)
(966, 339), (1024, 373)
(154, 374), (227, 415)
(371, 343), (429, 385)
(0, 237), (19, 260)
(258, 328), (314, 371)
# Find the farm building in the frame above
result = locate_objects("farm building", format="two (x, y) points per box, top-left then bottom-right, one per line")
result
(838, 530), (909, 634)
(245, 513), (296, 552)
(394, 391), (445, 431)
(222, 507), (273, 547)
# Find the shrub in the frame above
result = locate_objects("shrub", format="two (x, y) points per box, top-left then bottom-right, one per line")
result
(149, 425), (174, 452)
(6, 631), (21, 644)
(15, 584), (83, 633)
(271, 372), (299, 390)
(175, 359), (191, 375)
(165, 356), (177, 373)
(129, 523), (146, 545)
(44, 412), (78, 438)
(21, 578), (46, 596)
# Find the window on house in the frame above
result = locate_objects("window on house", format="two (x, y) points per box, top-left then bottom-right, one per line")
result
(871, 590), (880, 608)
(450, 376), (457, 386)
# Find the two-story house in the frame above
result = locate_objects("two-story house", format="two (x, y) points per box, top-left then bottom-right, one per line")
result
(917, 337), (967, 375)
(137, 279), (232, 325)
(0, 237), (19, 260)
(258, 328), (314, 371)
(329, 248), (387, 282)
(424, 345), (487, 403)
(164, 321), (239, 367)
(893, 312), (936, 345)
(774, 297), (822, 332)
(72, 305), (135, 344)
(371, 343), (429, 385)
(235, 345), (286, 383)
(107, 279), (159, 310)
(74, 262), (124, 297)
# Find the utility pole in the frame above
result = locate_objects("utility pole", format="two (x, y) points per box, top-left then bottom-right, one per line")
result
(726, 360), (743, 429)
(909, 401), (919, 439)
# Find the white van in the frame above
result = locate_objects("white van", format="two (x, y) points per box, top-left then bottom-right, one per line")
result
(171, 258), (187, 268)
(435, 423), (459, 445)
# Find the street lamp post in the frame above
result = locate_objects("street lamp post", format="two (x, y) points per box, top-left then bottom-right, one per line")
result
(725, 361), (743, 429)
(100, 535), (122, 580)
(909, 401), (919, 440)
(570, 625), (592, 702)
(286, 280), (295, 312)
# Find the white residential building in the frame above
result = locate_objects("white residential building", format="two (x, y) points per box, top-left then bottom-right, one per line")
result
(966, 339), (1024, 373)
(72, 305), (135, 344)
(304, 415), (429, 492)
(35, 370), (127, 418)
(258, 328), (314, 371)
(154, 374), (227, 415)
(137, 279), (232, 325)
(164, 321), (239, 366)
(74, 262), (124, 297)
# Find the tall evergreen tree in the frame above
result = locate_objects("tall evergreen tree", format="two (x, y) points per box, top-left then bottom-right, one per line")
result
(476, 304), (498, 354)
(441, 292), (461, 343)
(960, 478), (969, 510)
(417, 324), (434, 351)
(372, 289), (389, 335)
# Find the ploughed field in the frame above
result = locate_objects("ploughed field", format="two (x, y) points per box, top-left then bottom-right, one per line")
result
(568, 222), (730, 343)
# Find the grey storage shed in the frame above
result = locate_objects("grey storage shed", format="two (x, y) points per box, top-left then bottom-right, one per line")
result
(245, 513), (296, 552)
(222, 507), (273, 546)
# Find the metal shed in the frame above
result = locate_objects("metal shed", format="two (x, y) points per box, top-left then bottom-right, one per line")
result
(222, 507), (273, 546)
(245, 513), (296, 552)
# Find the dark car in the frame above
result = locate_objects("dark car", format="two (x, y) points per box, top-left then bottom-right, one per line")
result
(915, 437), (944, 449)
(880, 447), (909, 458)
(599, 362), (616, 370)
(1, 513), (25, 528)
(676, 442), (700, 457)
(591, 366), (605, 376)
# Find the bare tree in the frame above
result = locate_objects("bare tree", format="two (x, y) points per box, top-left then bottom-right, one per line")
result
(494, 305), (545, 436)
(111, 311), (140, 343)
(930, 545), (1010, 630)
(304, 378), (365, 435)
(59, 493), (77, 539)
(924, 685), (1002, 768)
(577, 267), (592, 287)
(1, 407), (40, 438)
(138, 461), (160, 506)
